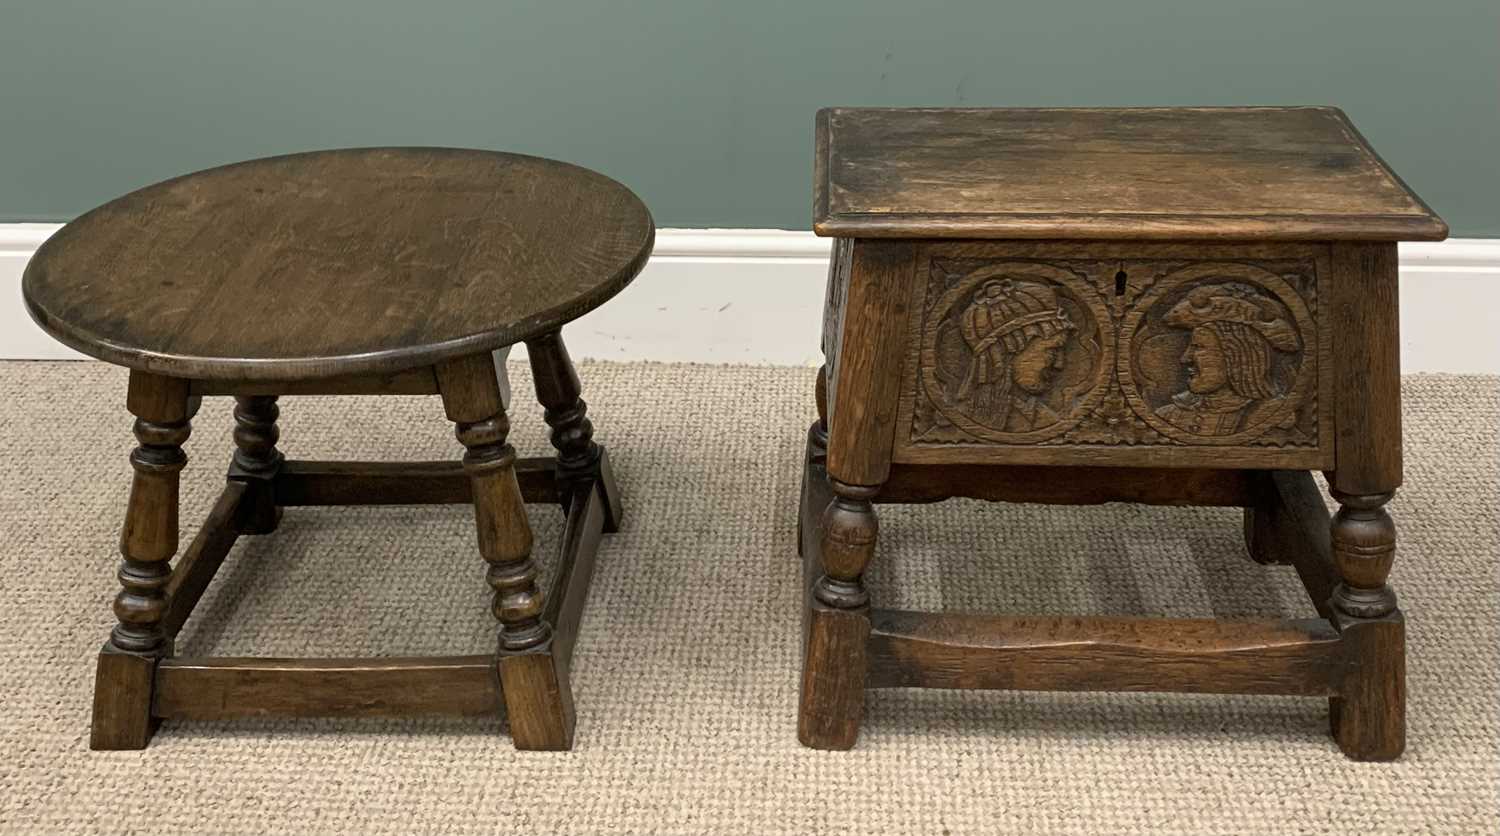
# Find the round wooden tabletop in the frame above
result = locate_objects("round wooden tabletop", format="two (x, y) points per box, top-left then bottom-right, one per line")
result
(23, 148), (655, 381)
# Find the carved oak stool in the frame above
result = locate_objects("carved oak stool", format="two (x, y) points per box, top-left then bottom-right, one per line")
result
(799, 107), (1446, 760)
(23, 148), (653, 751)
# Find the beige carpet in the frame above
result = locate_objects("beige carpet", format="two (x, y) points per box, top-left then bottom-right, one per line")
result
(1, 360), (1495, 834)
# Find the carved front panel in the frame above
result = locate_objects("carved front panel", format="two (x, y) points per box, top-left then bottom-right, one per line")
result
(897, 243), (1331, 468)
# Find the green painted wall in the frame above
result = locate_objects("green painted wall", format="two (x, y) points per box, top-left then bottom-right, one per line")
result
(3, 1), (1496, 235)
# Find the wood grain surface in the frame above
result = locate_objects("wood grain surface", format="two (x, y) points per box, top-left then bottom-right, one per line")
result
(23, 148), (655, 380)
(814, 107), (1447, 241)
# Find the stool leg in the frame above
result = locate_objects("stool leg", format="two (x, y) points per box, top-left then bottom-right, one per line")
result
(436, 352), (573, 751)
(798, 365), (831, 563)
(230, 395), (283, 535)
(92, 372), (192, 750)
(1329, 489), (1404, 760)
(799, 477), (879, 750)
(525, 330), (621, 532)
(1327, 241), (1405, 761)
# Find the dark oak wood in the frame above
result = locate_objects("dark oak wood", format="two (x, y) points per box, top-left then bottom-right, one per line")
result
(22, 148), (655, 381)
(867, 611), (1344, 696)
(799, 603), (871, 750)
(802, 106), (1440, 760)
(824, 240), (916, 487)
(543, 479), (608, 671)
(1330, 612), (1406, 761)
(91, 645), (160, 750)
(230, 395), (283, 534)
(161, 482), (246, 639)
(497, 651), (575, 751)
(115, 375), (191, 653)
(1247, 471), (1340, 619)
(880, 464), (1268, 508)
(437, 350), (573, 750)
(526, 331), (623, 532)
(191, 367), (440, 397)
(800, 480), (879, 750)
(1322, 243), (1405, 758)
(154, 656), (501, 719)
(92, 371), (193, 749)
(1331, 243), (1404, 494)
(437, 353), (547, 649)
(39, 148), (645, 752)
(892, 239), (1336, 470)
(815, 107), (1447, 241)
(271, 459), (559, 506)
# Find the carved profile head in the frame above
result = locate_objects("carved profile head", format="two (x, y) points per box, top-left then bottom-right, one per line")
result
(960, 279), (1075, 395)
(1163, 283), (1300, 399)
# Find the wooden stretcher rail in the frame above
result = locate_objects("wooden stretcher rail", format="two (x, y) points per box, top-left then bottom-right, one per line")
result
(162, 482), (247, 638)
(877, 464), (1271, 507)
(272, 459), (559, 506)
(543, 482), (608, 670)
(153, 655), (501, 719)
(866, 610), (1345, 696)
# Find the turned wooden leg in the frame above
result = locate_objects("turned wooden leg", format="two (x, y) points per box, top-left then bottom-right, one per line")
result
(525, 330), (621, 533)
(1328, 489), (1404, 760)
(92, 372), (192, 750)
(230, 395), (283, 535)
(437, 352), (573, 751)
(799, 477), (879, 750)
(1327, 241), (1405, 761)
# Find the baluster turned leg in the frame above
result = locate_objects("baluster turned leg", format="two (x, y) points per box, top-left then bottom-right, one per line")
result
(230, 395), (283, 534)
(436, 352), (573, 750)
(92, 372), (192, 749)
(799, 477), (880, 750)
(1329, 489), (1404, 759)
(1327, 242), (1405, 760)
(525, 330), (622, 531)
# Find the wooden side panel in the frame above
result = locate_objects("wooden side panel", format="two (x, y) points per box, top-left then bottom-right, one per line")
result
(825, 240), (917, 486)
(893, 240), (1334, 469)
(821, 237), (854, 427)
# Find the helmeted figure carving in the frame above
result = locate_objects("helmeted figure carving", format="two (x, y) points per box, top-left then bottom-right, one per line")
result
(1153, 282), (1301, 436)
(954, 279), (1076, 432)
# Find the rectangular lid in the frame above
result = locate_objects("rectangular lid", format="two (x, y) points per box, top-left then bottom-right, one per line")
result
(814, 107), (1446, 241)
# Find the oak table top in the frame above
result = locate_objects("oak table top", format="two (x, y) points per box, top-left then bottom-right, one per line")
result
(814, 106), (1447, 241)
(23, 148), (655, 381)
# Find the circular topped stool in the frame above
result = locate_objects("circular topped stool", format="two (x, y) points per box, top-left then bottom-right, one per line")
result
(24, 148), (654, 751)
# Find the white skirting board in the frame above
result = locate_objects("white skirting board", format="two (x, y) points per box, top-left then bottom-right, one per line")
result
(3, 224), (1498, 372)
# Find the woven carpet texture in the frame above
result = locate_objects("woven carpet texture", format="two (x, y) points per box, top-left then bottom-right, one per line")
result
(1, 361), (1495, 834)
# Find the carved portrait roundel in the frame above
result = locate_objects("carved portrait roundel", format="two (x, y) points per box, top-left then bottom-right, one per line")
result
(919, 261), (1112, 444)
(1120, 262), (1316, 446)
